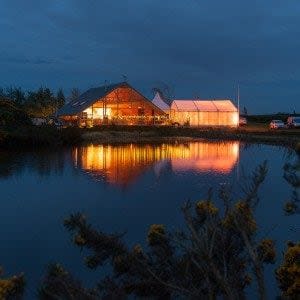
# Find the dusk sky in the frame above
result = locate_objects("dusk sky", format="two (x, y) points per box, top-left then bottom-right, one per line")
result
(1, 0), (300, 113)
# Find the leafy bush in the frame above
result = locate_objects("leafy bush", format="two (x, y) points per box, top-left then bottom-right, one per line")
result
(0, 266), (25, 299)
(39, 163), (277, 300)
(276, 242), (300, 298)
(0, 98), (31, 127)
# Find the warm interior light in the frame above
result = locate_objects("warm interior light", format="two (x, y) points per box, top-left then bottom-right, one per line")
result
(232, 112), (239, 126)
(170, 100), (238, 126)
(83, 107), (111, 118)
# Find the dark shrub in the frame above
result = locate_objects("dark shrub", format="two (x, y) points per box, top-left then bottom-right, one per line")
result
(60, 127), (82, 145)
(0, 98), (31, 127)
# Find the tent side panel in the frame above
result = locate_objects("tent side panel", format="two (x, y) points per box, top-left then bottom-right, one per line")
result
(191, 111), (239, 126)
(170, 109), (238, 127)
(189, 112), (199, 126)
(217, 111), (238, 126)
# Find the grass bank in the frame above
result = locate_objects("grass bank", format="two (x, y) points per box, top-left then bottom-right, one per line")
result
(0, 125), (82, 148)
(1, 123), (299, 149)
(81, 124), (300, 148)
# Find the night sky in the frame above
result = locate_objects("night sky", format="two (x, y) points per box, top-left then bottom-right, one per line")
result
(1, 0), (300, 113)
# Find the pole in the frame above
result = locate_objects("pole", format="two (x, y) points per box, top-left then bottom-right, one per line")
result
(236, 84), (240, 181)
(104, 80), (107, 124)
(237, 84), (240, 115)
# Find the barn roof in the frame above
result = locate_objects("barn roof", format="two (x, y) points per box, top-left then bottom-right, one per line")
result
(58, 82), (164, 116)
(171, 100), (237, 112)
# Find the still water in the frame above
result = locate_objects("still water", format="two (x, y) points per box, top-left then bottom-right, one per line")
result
(0, 141), (298, 298)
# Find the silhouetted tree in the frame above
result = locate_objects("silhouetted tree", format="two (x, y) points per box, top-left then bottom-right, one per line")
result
(52, 88), (66, 116)
(0, 87), (26, 105)
(69, 88), (80, 103)
(0, 87), (5, 97)
(277, 147), (300, 298)
(1, 161), (298, 299)
(283, 147), (300, 215)
(276, 242), (300, 298)
(0, 97), (31, 126)
(39, 162), (279, 300)
(56, 88), (65, 109)
(0, 266), (25, 299)
(0, 86), (68, 117)
(25, 87), (56, 117)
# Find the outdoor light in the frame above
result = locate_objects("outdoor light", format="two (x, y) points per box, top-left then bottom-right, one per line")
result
(232, 112), (239, 126)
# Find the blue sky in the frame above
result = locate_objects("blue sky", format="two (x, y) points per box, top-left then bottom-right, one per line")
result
(1, 0), (300, 113)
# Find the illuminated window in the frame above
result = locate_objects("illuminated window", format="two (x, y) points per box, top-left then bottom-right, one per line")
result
(83, 107), (111, 119)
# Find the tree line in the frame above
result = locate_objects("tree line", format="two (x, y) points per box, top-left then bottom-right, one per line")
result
(0, 86), (80, 118)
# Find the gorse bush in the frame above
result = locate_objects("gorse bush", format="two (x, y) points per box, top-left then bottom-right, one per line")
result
(0, 266), (25, 299)
(276, 242), (300, 298)
(1, 162), (299, 299)
(38, 161), (295, 300)
(283, 150), (300, 215)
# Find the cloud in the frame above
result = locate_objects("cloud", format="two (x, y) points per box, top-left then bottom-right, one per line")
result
(1, 0), (300, 112)
(0, 53), (57, 65)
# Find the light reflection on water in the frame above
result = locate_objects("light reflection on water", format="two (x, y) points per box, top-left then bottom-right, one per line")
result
(0, 141), (298, 299)
(73, 141), (239, 186)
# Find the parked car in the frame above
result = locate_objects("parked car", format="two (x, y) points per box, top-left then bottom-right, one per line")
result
(48, 117), (64, 128)
(31, 117), (47, 126)
(287, 116), (300, 128)
(239, 116), (247, 126)
(270, 119), (285, 129)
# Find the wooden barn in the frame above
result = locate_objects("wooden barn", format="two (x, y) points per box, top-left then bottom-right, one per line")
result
(58, 82), (166, 126)
(170, 99), (238, 127)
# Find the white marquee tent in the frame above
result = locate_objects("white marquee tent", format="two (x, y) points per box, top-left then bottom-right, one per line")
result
(152, 92), (170, 114)
(170, 99), (238, 127)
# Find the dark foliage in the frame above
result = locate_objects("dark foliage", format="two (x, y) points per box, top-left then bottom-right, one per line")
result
(0, 97), (31, 127)
(0, 266), (25, 299)
(283, 149), (300, 215)
(38, 264), (98, 300)
(0, 126), (82, 148)
(0, 86), (66, 118)
(39, 162), (280, 300)
(276, 242), (300, 298)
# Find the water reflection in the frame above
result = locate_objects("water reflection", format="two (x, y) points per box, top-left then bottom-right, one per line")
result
(73, 141), (240, 186)
(170, 142), (239, 173)
(0, 150), (66, 178)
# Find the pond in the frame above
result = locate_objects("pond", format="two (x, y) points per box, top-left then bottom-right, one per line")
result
(0, 140), (298, 299)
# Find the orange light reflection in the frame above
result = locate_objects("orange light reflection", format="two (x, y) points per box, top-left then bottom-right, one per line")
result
(171, 142), (239, 173)
(73, 142), (239, 187)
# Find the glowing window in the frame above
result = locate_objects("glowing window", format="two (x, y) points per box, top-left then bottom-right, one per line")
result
(83, 107), (111, 118)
